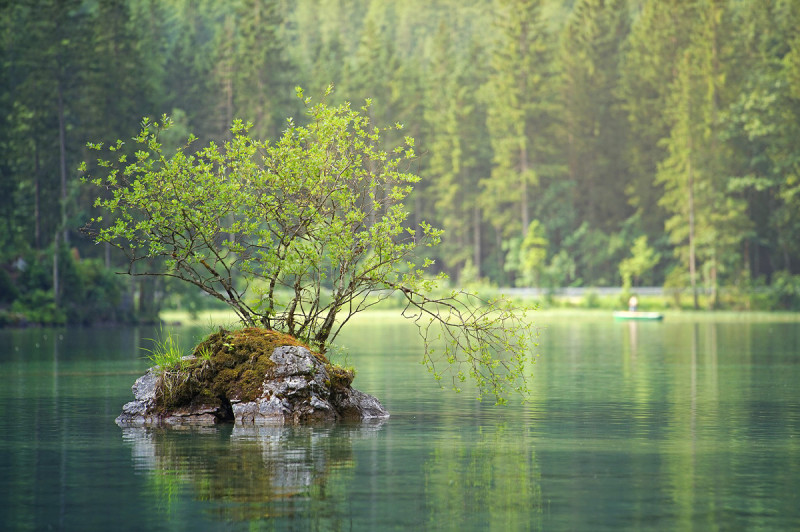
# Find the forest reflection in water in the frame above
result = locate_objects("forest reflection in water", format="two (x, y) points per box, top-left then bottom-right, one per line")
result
(1, 315), (799, 531)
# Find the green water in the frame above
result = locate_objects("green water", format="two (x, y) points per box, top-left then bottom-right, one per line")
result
(1, 314), (798, 531)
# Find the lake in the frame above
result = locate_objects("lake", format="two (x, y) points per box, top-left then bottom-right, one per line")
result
(1, 312), (798, 531)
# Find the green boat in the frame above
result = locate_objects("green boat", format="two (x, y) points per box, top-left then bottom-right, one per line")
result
(613, 311), (664, 321)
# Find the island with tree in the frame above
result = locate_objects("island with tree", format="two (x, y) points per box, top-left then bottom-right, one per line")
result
(82, 88), (536, 424)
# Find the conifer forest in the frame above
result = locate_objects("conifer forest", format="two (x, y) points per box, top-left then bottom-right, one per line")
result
(3, 0), (800, 324)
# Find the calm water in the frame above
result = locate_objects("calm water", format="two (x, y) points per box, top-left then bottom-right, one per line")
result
(1, 313), (798, 531)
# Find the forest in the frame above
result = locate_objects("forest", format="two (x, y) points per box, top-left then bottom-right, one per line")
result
(2, 0), (800, 325)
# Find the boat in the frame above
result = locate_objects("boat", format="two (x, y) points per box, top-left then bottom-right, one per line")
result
(612, 311), (664, 321)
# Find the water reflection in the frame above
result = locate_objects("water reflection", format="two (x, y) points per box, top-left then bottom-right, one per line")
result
(3, 320), (800, 531)
(423, 422), (543, 531)
(121, 421), (386, 522)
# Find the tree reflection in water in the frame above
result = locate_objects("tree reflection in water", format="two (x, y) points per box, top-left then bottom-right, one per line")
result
(423, 422), (543, 531)
(121, 421), (386, 522)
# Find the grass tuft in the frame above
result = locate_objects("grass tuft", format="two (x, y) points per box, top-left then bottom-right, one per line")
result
(142, 327), (189, 372)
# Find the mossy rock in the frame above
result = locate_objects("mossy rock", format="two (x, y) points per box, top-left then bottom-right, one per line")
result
(155, 327), (352, 412)
(117, 327), (387, 425)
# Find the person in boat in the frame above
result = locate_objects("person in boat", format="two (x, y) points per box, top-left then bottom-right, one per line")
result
(628, 295), (638, 312)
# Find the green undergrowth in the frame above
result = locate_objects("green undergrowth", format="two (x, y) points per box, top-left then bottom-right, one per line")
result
(154, 327), (355, 414)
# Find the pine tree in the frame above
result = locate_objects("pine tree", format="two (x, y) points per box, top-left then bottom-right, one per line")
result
(557, 0), (631, 285)
(482, 0), (561, 284)
(233, 0), (295, 140)
(484, 0), (557, 241)
(619, 0), (691, 240)
(657, 0), (749, 308)
(423, 23), (491, 280)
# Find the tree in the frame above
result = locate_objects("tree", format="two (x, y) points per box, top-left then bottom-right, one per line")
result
(157, 0), (218, 140)
(656, 0), (750, 309)
(422, 24), (491, 281)
(559, 0), (631, 234)
(618, 0), (690, 240)
(505, 220), (549, 288)
(232, 0), (295, 140)
(619, 235), (660, 291)
(557, 0), (631, 286)
(723, 0), (800, 279)
(82, 88), (536, 403)
(484, 0), (560, 264)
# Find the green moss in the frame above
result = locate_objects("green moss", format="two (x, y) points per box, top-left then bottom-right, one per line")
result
(325, 364), (355, 392)
(154, 327), (324, 412)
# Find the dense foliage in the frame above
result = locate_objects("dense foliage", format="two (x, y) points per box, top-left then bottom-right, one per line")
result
(3, 0), (800, 321)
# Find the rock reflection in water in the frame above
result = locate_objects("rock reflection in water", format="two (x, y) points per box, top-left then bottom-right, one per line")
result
(121, 421), (386, 521)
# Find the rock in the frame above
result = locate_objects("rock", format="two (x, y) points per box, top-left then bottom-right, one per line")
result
(115, 368), (162, 425)
(331, 387), (392, 420)
(116, 338), (389, 427)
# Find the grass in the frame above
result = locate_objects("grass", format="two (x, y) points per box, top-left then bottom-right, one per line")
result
(142, 326), (190, 371)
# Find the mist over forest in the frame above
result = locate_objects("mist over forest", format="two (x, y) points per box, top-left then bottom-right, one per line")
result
(3, 0), (800, 323)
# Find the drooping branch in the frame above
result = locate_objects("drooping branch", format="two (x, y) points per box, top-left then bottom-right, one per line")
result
(391, 283), (538, 404)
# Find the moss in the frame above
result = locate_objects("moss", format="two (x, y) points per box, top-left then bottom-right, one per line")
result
(154, 327), (324, 412)
(157, 366), (222, 412)
(325, 364), (355, 393)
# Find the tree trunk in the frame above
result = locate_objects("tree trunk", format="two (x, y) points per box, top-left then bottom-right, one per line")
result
(685, 52), (699, 310)
(520, 141), (529, 237)
(34, 139), (41, 250)
(688, 153), (698, 310)
(473, 203), (482, 276)
(709, 251), (718, 309)
(57, 78), (69, 245)
(496, 228), (505, 284)
(52, 231), (60, 308)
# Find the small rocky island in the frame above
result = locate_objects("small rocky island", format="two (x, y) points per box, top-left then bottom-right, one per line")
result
(116, 328), (389, 426)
